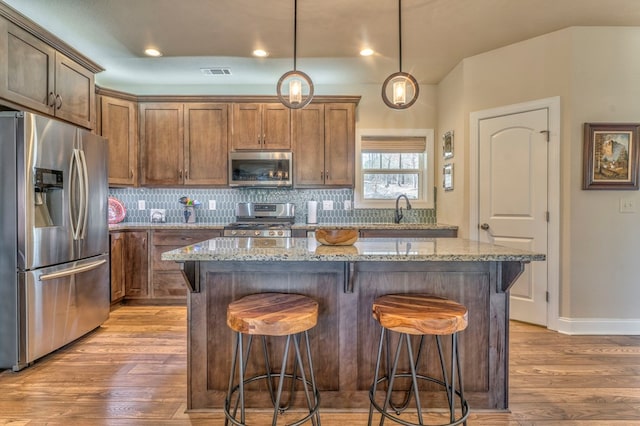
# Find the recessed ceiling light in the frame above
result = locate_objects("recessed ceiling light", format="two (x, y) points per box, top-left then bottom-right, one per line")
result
(144, 48), (162, 57)
(253, 49), (269, 57)
(360, 48), (374, 56)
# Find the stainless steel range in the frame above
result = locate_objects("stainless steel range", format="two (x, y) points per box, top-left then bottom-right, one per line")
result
(223, 203), (295, 237)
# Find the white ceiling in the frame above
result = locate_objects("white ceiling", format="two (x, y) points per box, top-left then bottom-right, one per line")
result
(3, 0), (640, 93)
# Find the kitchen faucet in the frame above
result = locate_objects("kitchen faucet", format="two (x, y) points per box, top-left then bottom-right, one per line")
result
(394, 194), (412, 224)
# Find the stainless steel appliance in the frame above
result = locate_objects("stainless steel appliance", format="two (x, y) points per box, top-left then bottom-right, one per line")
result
(0, 111), (110, 371)
(229, 151), (293, 187)
(223, 203), (295, 237)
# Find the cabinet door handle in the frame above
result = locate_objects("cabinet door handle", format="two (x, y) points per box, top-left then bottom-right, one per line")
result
(179, 169), (183, 178)
(185, 169), (189, 179)
(48, 92), (55, 107)
(142, 238), (146, 249)
(55, 94), (62, 109)
(325, 170), (329, 180)
(320, 171), (324, 179)
(257, 135), (261, 145)
(130, 169), (134, 178)
(263, 134), (266, 145)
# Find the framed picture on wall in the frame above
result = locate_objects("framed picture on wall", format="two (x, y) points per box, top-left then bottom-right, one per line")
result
(583, 122), (640, 190)
(443, 163), (454, 191)
(443, 131), (454, 159)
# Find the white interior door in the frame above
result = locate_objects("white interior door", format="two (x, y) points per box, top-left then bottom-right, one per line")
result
(478, 109), (549, 325)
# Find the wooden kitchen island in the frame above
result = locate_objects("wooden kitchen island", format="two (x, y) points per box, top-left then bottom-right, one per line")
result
(162, 237), (544, 412)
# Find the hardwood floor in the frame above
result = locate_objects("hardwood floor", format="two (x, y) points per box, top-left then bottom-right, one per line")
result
(1, 305), (639, 425)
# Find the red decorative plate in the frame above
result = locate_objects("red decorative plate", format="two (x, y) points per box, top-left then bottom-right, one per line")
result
(108, 197), (126, 224)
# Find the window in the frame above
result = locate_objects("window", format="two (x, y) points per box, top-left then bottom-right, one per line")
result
(355, 129), (434, 209)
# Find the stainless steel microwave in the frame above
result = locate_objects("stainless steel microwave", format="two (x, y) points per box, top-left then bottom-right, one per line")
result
(229, 151), (293, 187)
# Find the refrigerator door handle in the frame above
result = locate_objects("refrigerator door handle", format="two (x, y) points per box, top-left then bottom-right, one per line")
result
(69, 148), (86, 240)
(78, 149), (89, 239)
(39, 259), (107, 281)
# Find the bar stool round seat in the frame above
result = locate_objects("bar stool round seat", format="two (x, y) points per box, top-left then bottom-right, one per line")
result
(225, 292), (321, 426)
(369, 294), (470, 426)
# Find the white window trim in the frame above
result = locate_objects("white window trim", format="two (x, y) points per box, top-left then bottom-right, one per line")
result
(354, 128), (434, 209)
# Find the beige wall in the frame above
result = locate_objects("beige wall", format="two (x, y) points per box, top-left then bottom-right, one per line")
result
(437, 26), (640, 322)
(436, 62), (468, 236)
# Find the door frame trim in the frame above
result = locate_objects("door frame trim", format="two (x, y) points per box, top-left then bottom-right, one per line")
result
(469, 96), (560, 330)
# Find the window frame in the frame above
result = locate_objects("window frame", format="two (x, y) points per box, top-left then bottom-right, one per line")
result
(354, 128), (434, 209)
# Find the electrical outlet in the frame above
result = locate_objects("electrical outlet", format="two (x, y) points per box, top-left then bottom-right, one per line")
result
(138, 200), (146, 210)
(209, 200), (216, 210)
(323, 200), (333, 210)
(620, 197), (636, 213)
(344, 200), (352, 210)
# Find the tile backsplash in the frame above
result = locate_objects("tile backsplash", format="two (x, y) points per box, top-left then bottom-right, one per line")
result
(109, 188), (436, 224)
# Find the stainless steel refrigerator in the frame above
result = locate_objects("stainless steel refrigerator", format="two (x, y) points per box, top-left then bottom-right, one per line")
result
(0, 111), (110, 371)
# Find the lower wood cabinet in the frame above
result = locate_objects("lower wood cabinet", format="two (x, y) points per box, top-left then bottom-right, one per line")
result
(110, 229), (221, 305)
(109, 230), (149, 304)
(149, 229), (221, 303)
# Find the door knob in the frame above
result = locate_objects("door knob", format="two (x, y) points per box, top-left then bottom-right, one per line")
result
(480, 223), (490, 230)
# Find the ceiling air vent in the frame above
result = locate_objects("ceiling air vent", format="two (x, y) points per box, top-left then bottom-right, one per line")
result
(200, 67), (232, 76)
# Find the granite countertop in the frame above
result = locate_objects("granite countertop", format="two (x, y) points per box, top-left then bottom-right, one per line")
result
(109, 222), (457, 231)
(109, 223), (227, 231)
(292, 222), (458, 230)
(161, 237), (545, 263)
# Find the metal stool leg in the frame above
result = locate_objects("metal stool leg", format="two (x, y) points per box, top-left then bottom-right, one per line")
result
(368, 326), (386, 425)
(370, 329), (470, 426)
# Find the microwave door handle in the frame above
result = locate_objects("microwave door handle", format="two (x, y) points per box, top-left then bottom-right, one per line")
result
(78, 149), (89, 239)
(39, 259), (107, 281)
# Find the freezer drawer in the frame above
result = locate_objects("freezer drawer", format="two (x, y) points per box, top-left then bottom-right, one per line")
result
(16, 254), (110, 370)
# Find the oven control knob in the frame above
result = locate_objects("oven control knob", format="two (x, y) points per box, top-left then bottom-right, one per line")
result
(254, 231), (261, 236)
(269, 230), (275, 236)
(277, 230), (284, 236)
(231, 230), (237, 236)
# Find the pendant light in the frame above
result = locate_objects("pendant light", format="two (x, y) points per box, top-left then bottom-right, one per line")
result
(277, 0), (314, 109)
(381, 0), (419, 109)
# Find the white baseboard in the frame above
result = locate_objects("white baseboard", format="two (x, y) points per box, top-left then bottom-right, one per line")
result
(556, 317), (640, 335)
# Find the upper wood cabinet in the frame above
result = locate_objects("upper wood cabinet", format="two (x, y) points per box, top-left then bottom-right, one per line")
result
(184, 103), (228, 185)
(293, 102), (355, 187)
(231, 103), (290, 150)
(139, 102), (228, 186)
(0, 19), (96, 129)
(100, 95), (138, 186)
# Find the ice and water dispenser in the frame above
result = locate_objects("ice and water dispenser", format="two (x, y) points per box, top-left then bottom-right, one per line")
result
(33, 167), (63, 228)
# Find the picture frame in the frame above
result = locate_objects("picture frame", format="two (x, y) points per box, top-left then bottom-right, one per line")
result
(443, 130), (454, 159)
(443, 163), (454, 191)
(583, 123), (640, 190)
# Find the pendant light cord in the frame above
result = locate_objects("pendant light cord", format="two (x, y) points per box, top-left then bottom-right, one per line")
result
(398, 0), (403, 73)
(293, 0), (298, 71)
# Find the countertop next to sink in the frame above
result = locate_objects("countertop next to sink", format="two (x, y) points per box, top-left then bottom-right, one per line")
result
(291, 222), (458, 231)
(108, 222), (458, 231)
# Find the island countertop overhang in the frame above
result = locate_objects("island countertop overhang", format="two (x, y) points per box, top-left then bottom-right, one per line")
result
(161, 237), (545, 263)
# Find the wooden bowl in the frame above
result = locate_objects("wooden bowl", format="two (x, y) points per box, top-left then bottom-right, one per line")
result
(315, 228), (358, 246)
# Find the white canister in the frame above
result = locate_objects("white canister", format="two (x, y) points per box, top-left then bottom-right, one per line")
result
(307, 201), (318, 224)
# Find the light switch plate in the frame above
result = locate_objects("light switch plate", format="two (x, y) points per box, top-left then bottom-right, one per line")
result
(323, 200), (333, 210)
(209, 200), (216, 210)
(138, 200), (146, 210)
(620, 197), (636, 213)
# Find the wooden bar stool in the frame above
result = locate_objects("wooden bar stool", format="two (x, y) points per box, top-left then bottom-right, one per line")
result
(368, 294), (469, 426)
(225, 292), (321, 426)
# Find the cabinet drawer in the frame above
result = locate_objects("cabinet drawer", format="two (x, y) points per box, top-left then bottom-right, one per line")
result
(152, 230), (221, 246)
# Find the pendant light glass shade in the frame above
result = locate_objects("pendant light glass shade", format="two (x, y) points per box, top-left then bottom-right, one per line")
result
(382, 0), (419, 109)
(277, 0), (314, 109)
